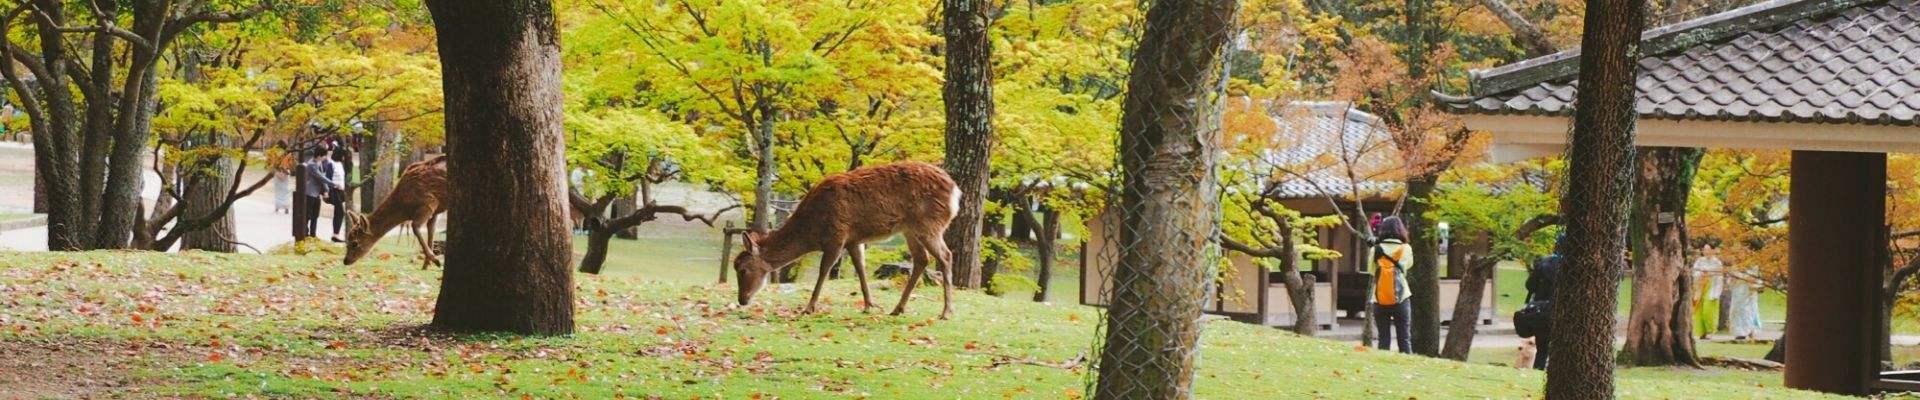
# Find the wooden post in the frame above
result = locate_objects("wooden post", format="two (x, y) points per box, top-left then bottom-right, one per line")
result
(718, 221), (735, 284)
(1785, 151), (1885, 395)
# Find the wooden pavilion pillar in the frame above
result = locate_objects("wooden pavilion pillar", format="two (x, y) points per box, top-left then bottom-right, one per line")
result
(1786, 150), (1886, 395)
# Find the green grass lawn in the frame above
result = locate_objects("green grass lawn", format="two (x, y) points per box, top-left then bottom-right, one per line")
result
(0, 212), (31, 222)
(0, 248), (1851, 399)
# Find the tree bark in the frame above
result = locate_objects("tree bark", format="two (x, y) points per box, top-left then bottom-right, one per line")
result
(1010, 197), (1035, 243)
(1033, 205), (1059, 303)
(1476, 0), (1558, 57)
(92, 23), (165, 250)
(750, 110), (776, 231)
(1407, 176), (1442, 356)
(1441, 255), (1499, 360)
(941, 0), (996, 290)
(1621, 147), (1703, 367)
(1548, 0), (1647, 396)
(180, 134), (237, 252)
(425, 0), (575, 335)
(361, 120), (398, 214)
(1093, 0), (1235, 397)
(612, 194), (639, 239)
(32, 168), (46, 214)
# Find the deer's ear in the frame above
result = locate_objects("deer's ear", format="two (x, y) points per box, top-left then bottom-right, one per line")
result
(347, 211), (368, 229)
(742, 231), (763, 254)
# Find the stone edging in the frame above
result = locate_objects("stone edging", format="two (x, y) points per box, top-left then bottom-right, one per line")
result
(0, 215), (47, 231)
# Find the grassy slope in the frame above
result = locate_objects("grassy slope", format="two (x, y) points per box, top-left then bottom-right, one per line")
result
(0, 249), (1843, 399)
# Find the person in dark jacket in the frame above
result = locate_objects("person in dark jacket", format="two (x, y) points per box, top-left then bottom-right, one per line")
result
(1525, 232), (1567, 370)
(300, 148), (339, 240)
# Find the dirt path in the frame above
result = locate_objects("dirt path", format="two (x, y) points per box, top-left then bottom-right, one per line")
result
(0, 339), (178, 399)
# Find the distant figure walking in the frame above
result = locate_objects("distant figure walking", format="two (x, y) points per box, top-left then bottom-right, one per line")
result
(1366, 216), (1414, 353)
(272, 169), (292, 214)
(1692, 245), (1726, 339)
(1524, 233), (1566, 370)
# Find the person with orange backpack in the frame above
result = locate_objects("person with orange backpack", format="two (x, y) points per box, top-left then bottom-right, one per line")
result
(1365, 216), (1415, 353)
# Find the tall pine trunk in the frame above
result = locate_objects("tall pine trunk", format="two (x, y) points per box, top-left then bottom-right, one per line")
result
(1407, 176), (1441, 355)
(1548, 0), (1647, 396)
(941, 0), (996, 290)
(1093, 0), (1235, 397)
(1620, 147), (1703, 366)
(425, 0), (575, 335)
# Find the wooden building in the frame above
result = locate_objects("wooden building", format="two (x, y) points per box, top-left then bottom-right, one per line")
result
(1080, 102), (1496, 330)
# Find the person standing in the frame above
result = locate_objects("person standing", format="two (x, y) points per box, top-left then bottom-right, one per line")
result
(325, 144), (350, 242)
(300, 148), (333, 240)
(1366, 216), (1415, 353)
(1526, 233), (1566, 370)
(1692, 245), (1726, 339)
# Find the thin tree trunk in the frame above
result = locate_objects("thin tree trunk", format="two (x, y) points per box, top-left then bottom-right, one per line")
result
(426, 0), (575, 335)
(1010, 197), (1035, 243)
(750, 114), (776, 232)
(980, 206), (1007, 293)
(1279, 216), (1317, 336)
(1033, 205), (1059, 303)
(941, 0), (996, 290)
(612, 194), (639, 239)
(361, 120), (397, 214)
(1093, 0), (1235, 397)
(1442, 255), (1498, 360)
(1476, 0), (1558, 57)
(1407, 176), (1442, 356)
(1547, 0), (1647, 396)
(1621, 147), (1703, 367)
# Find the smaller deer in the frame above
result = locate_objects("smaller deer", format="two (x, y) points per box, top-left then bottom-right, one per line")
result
(343, 156), (449, 269)
(733, 161), (960, 319)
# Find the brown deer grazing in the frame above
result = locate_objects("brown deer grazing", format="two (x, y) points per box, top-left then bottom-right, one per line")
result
(343, 156), (449, 269)
(733, 161), (960, 319)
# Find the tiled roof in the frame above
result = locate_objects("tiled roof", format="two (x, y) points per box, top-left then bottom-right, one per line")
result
(1439, 0), (1919, 126)
(1261, 102), (1402, 200)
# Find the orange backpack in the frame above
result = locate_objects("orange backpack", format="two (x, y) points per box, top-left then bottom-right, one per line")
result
(1374, 245), (1407, 305)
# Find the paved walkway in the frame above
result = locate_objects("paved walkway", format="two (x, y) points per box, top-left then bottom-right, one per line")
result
(0, 142), (309, 252)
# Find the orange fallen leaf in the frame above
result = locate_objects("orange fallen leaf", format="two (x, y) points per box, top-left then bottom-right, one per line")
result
(208, 352), (224, 363)
(328, 341), (347, 350)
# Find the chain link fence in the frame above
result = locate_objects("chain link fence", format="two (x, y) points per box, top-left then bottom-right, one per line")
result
(1083, 1), (1242, 398)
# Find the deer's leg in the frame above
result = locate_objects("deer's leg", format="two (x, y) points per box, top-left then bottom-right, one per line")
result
(926, 234), (955, 320)
(411, 220), (433, 270)
(847, 243), (874, 313)
(891, 239), (931, 316)
(426, 214), (441, 266)
(806, 246), (844, 315)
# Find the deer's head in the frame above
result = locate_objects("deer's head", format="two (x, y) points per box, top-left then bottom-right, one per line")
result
(341, 211), (376, 265)
(732, 230), (776, 305)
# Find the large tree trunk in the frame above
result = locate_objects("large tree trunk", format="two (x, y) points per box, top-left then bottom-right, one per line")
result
(1442, 255), (1498, 360)
(1407, 176), (1442, 356)
(180, 135), (237, 253)
(425, 0), (575, 335)
(1092, 0), (1235, 397)
(1547, 0), (1647, 396)
(1033, 205), (1059, 303)
(941, 0), (996, 290)
(1620, 147), (1703, 367)
(91, 3), (168, 249)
